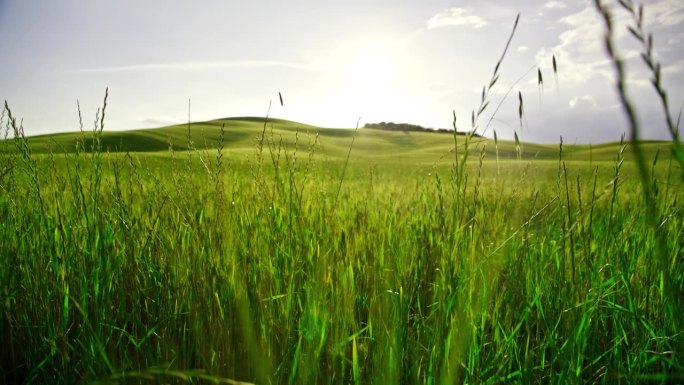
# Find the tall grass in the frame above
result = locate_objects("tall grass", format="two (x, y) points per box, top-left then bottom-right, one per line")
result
(1, 4), (683, 385)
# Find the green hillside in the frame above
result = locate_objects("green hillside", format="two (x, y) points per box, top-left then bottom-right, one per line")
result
(1, 116), (676, 164)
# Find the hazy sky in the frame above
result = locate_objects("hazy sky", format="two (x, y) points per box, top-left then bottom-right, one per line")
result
(1, 0), (683, 143)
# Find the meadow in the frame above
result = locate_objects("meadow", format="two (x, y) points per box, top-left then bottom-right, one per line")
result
(2, 2), (683, 383)
(0, 112), (682, 384)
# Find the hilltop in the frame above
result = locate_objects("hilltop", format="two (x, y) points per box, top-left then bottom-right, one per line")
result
(0, 116), (673, 163)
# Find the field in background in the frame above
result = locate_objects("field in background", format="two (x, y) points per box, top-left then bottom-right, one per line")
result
(0, 118), (682, 384)
(7, 116), (669, 163)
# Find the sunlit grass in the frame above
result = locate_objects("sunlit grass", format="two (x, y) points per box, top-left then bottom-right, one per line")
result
(0, 119), (682, 384)
(2, 3), (683, 382)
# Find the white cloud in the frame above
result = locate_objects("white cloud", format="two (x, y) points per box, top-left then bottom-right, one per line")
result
(517, 46), (529, 53)
(535, 6), (611, 85)
(545, 1), (567, 9)
(540, 3), (675, 89)
(663, 59), (684, 74)
(569, 95), (597, 109)
(78, 60), (316, 73)
(427, 8), (488, 30)
(645, 0), (684, 27)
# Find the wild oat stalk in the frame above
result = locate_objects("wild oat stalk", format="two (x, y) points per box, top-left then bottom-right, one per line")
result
(594, 0), (654, 215)
(595, 0), (677, 335)
(470, 13), (520, 137)
(552, 54), (560, 94)
(493, 130), (500, 175)
(616, 0), (684, 177)
(4, 101), (46, 216)
(0, 106), (15, 192)
(215, 123), (227, 213)
(537, 68), (544, 109)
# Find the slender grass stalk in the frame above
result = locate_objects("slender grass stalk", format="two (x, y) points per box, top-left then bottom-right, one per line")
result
(334, 117), (360, 207)
(617, 0), (684, 177)
(595, 0), (673, 317)
(563, 162), (576, 289)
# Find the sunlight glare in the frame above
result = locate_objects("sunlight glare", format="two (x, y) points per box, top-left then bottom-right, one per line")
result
(340, 42), (404, 117)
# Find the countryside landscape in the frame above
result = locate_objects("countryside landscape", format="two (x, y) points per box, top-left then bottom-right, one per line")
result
(1, 1), (683, 384)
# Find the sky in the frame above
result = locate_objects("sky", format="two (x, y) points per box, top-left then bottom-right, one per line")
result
(0, 0), (683, 144)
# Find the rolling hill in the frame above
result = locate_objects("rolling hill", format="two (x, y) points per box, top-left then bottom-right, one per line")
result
(0, 116), (675, 163)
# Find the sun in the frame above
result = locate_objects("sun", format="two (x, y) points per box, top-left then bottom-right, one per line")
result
(339, 43), (403, 116)
(345, 50), (394, 90)
(317, 36), (418, 122)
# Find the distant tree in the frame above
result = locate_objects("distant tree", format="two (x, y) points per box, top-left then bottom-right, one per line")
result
(365, 122), (481, 136)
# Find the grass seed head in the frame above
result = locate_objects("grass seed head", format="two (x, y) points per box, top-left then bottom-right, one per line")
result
(538, 68), (544, 87)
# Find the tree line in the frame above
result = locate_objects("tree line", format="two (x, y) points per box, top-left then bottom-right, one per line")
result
(364, 122), (481, 137)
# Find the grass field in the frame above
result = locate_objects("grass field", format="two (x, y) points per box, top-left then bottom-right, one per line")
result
(0, 112), (683, 384)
